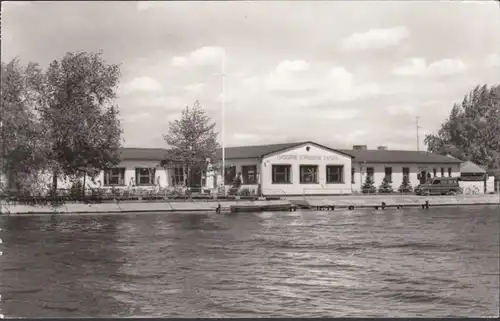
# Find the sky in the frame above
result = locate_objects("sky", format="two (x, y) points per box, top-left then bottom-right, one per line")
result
(2, 0), (500, 150)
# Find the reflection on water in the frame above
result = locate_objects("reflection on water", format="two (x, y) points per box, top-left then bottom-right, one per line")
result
(1, 206), (499, 317)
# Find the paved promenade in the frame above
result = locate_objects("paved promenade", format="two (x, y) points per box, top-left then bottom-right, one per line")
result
(1, 194), (498, 215)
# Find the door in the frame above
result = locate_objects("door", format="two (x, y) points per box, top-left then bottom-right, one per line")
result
(419, 171), (427, 184)
(189, 169), (202, 189)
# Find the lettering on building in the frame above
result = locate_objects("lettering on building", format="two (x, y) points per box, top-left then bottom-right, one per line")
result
(277, 154), (298, 160)
(323, 155), (339, 161)
(300, 155), (321, 161)
(276, 154), (340, 161)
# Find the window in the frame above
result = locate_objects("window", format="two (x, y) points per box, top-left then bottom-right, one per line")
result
(135, 168), (156, 186)
(384, 167), (392, 182)
(171, 166), (185, 186)
(104, 168), (125, 186)
(366, 167), (374, 181)
(441, 167), (445, 177)
(326, 165), (344, 184)
(242, 165), (258, 184)
(448, 167), (452, 177)
(224, 166), (236, 185)
(300, 165), (318, 183)
(351, 167), (355, 184)
(272, 165), (292, 184)
(433, 168), (437, 177)
(402, 167), (410, 180)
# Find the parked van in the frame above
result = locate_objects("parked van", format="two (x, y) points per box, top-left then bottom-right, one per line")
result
(415, 177), (461, 195)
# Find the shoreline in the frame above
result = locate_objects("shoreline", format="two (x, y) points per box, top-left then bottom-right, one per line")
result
(1, 194), (499, 215)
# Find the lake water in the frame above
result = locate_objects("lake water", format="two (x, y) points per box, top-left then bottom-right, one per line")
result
(0, 206), (499, 318)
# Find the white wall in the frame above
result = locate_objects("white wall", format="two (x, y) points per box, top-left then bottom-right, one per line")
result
(351, 163), (461, 192)
(21, 160), (171, 191)
(486, 176), (495, 193)
(460, 181), (485, 195)
(261, 143), (352, 195)
(116, 160), (168, 188)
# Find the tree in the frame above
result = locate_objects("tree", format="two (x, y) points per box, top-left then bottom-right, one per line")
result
(398, 175), (413, 193)
(163, 101), (219, 188)
(361, 175), (376, 194)
(1, 58), (50, 193)
(425, 84), (500, 170)
(39, 50), (123, 193)
(378, 177), (393, 193)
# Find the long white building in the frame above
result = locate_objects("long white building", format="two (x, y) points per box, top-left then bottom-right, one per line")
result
(1, 142), (463, 196)
(210, 141), (462, 196)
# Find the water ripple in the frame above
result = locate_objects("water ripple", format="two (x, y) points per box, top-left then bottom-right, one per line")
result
(0, 206), (498, 318)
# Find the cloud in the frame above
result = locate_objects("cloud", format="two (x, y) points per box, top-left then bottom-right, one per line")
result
(265, 60), (316, 92)
(276, 60), (310, 72)
(122, 112), (150, 123)
(229, 132), (289, 146)
(385, 104), (416, 115)
(340, 26), (409, 51)
(171, 46), (225, 68)
(485, 53), (500, 67)
(265, 61), (384, 103)
(184, 82), (206, 95)
(392, 58), (468, 77)
(120, 76), (162, 95)
(322, 108), (360, 120)
(331, 130), (367, 144)
(4, 1), (497, 151)
(121, 93), (186, 110)
(299, 67), (384, 104)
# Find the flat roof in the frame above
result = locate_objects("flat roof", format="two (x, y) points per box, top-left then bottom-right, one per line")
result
(119, 147), (173, 161)
(118, 143), (463, 165)
(216, 142), (462, 164)
(460, 161), (487, 174)
(338, 149), (462, 164)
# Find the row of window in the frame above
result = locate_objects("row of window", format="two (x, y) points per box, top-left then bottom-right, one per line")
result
(271, 165), (345, 184)
(360, 166), (454, 183)
(225, 165), (258, 185)
(103, 167), (186, 186)
(104, 165), (455, 186)
(223, 165), (345, 185)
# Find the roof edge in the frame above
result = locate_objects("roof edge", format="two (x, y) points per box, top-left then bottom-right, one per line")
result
(260, 141), (355, 159)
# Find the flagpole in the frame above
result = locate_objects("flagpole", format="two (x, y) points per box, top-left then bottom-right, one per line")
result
(221, 50), (226, 196)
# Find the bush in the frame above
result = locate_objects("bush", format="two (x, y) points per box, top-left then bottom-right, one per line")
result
(378, 177), (393, 193)
(398, 176), (413, 193)
(239, 188), (251, 196)
(69, 180), (84, 200)
(361, 176), (377, 194)
(228, 186), (240, 196)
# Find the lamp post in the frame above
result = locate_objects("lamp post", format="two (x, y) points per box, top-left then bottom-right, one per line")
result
(221, 50), (226, 196)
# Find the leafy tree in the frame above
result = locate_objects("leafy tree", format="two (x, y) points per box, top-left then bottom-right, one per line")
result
(163, 101), (219, 188)
(361, 175), (376, 194)
(398, 175), (413, 193)
(378, 177), (393, 193)
(425, 84), (500, 170)
(1, 58), (50, 193)
(39, 50), (123, 193)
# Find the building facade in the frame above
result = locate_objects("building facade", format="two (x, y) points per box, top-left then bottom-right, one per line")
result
(1, 148), (185, 192)
(211, 141), (354, 196)
(210, 142), (463, 195)
(1, 143), (466, 196)
(341, 145), (462, 192)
